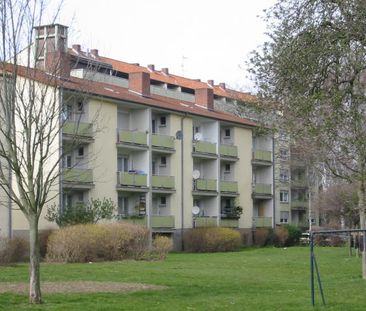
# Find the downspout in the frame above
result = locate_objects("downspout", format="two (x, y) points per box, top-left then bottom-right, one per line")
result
(147, 108), (152, 247)
(180, 113), (187, 250)
(272, 136), (276, 228)
(59, 87), (64, 213)
(8, 162), (12, 238)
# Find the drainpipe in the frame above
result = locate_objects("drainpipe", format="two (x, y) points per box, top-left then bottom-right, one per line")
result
(179, 114), (187, 250)
(272, 136), (276, 229)
(59, 87), (64, 213)
(7, 162), (12, 238)
(147, 108), (152, 248)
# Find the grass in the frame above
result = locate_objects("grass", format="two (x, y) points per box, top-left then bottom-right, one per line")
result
(0, 247), (366, 310)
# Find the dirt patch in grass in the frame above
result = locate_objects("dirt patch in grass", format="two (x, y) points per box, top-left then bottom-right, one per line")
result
(0, 281), (166, 294)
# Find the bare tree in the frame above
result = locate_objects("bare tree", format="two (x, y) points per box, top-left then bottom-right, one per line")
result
(0, 0), (89, 303)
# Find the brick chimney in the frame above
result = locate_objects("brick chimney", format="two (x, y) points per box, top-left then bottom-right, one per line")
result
(129, 72), (150, 96)
(195, 88), (214, 110)
(162, 68), (169, 75)
(90, 49), (99, 58)
(207, 80), (214, 87)
(33, 24), (70, 76)
(219, 82), (226, 90)
(147, 64), (155, 71)
(72, 44), (81, 53)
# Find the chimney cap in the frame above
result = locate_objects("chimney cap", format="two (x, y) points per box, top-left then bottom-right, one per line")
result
(90, 49), (99, 57)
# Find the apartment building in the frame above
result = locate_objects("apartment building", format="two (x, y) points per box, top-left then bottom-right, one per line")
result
(0, 24), (276, 246)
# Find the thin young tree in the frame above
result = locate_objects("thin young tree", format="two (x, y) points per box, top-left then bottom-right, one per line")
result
(249, 0), (366, 278)
(0, 0), (91, 303)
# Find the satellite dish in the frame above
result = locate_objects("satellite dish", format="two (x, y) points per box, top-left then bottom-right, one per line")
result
(192, 206), (200, 215)
(192, 170), (201, 180)
(194, 132), (202, 141)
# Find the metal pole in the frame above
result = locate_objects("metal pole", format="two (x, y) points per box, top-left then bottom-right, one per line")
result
(310, 232), (315, 306)
(313, 255), (326, 305)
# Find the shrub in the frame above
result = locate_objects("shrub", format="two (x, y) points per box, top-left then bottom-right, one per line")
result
(39, 229), (54, 258)
(45, 198), (116, 227)
(183, 227), (241, 252)
(275, 226), (289, 247)
(151, 236), (173, 260)
(329, 235), (346, 247)
(0, 237), (29, 264)
(283, 225), (302, 246)
(46, 222), (150, 263)
(254, 228), (269, 246)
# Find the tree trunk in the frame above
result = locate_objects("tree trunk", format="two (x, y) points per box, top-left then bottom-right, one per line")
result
(28, 215), (42, 304)
(357, 179), (366, 279)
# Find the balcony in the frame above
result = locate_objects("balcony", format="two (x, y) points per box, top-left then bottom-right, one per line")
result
(152, 175), (175, 189)
(63, 121), (93, 139)
(220, 218), (239, 228)
(121, 216), (147, 226)
(291, 200), (308, 209)
(193, 141), (216, 155)
(220, 181), (238, 193)
(118, 172), (147, 188)
(291, 179), (307, 188)
(151, 216), (175, 228)
(194, 216), (218, 227)
(253, 183), (272, 196)
(220, 144), (238, 158)
(253, 216), (272, 228)
(62, 168), (93, 188)
(151, 134), (175, 150)
(252, 150), (272, 163)
(194, 179), (217, 192)
(118, 129), (147, 146)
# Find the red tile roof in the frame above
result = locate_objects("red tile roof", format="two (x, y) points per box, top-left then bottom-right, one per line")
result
(3, 61), (256, 127)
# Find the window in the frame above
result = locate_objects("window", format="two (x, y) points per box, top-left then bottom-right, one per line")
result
(280, 169), (289, 182)
(160, 116), (166, 126)
(280, 211), (289, 223)
(224, 164), (231, 172)
(224, 128), (231, 138)
(160, 196), (167, 206)
(280, 190), (289, 203)
(77, 100), (84, 113)
(279, 149), (288, 160)
(76, 192), (84, 203)
(78, 147), (84, 157)
(64, 155), (72, 168)
(118, 197), (128, 216)
(63, 104), (73, 120)
(160, 156), (167, 166)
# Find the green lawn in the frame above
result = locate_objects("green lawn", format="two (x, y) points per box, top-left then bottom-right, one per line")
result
(0, 247), (365, 310)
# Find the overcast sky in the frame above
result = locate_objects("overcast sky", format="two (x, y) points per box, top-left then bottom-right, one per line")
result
(58, 0), (276, 92)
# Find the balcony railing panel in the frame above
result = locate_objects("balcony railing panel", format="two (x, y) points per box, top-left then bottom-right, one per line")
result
(152, 175), (175, 189)
(291, 200), (308, 209)
(220, 181), (238, 193)
(151, 216), (175, 228)
(195, 179), (217, 191)
(121, 216), (147, 226)
(118, 129), (147, 145)
(151, 134), (175, 149)
(291, 179), (307, 188)
(253, 183), (272, 195)
(194, 141), (216, 154)
(63, 121), (93, 137)
(220, 218), (239, 228)
(195, 216), (218, 227)
(118, 172), (147, 187)
(220, 144), (238, 157)
(253, 150), (272, 162)
(63, 168), (93, 183)
(254, 216), (272, 228)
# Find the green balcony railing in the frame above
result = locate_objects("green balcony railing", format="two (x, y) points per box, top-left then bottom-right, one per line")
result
(291, 179), (307, 188)
(194, 216), (218, 227)
(291, 200), (308, 209)
(220, 181), (238, 193)
(194, 141), (216, 154)
(118, 129), (147, 146)
(254, 216), (272, 228)
(253, 150), (272, 162)
(151, 216), (175, 228)
(121, 216), (147, 226)
(195, 179), (217, 191)
(63, 168), (93, 183)
(118, 172), (147, 187)
(220, 218), (239, 228)
(220, 144), (238, 157)
(151, 134), (175, 149)
(63, 121), (93, 138)
(253, 183), (272, 195)
(152, 175), (175, 189)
